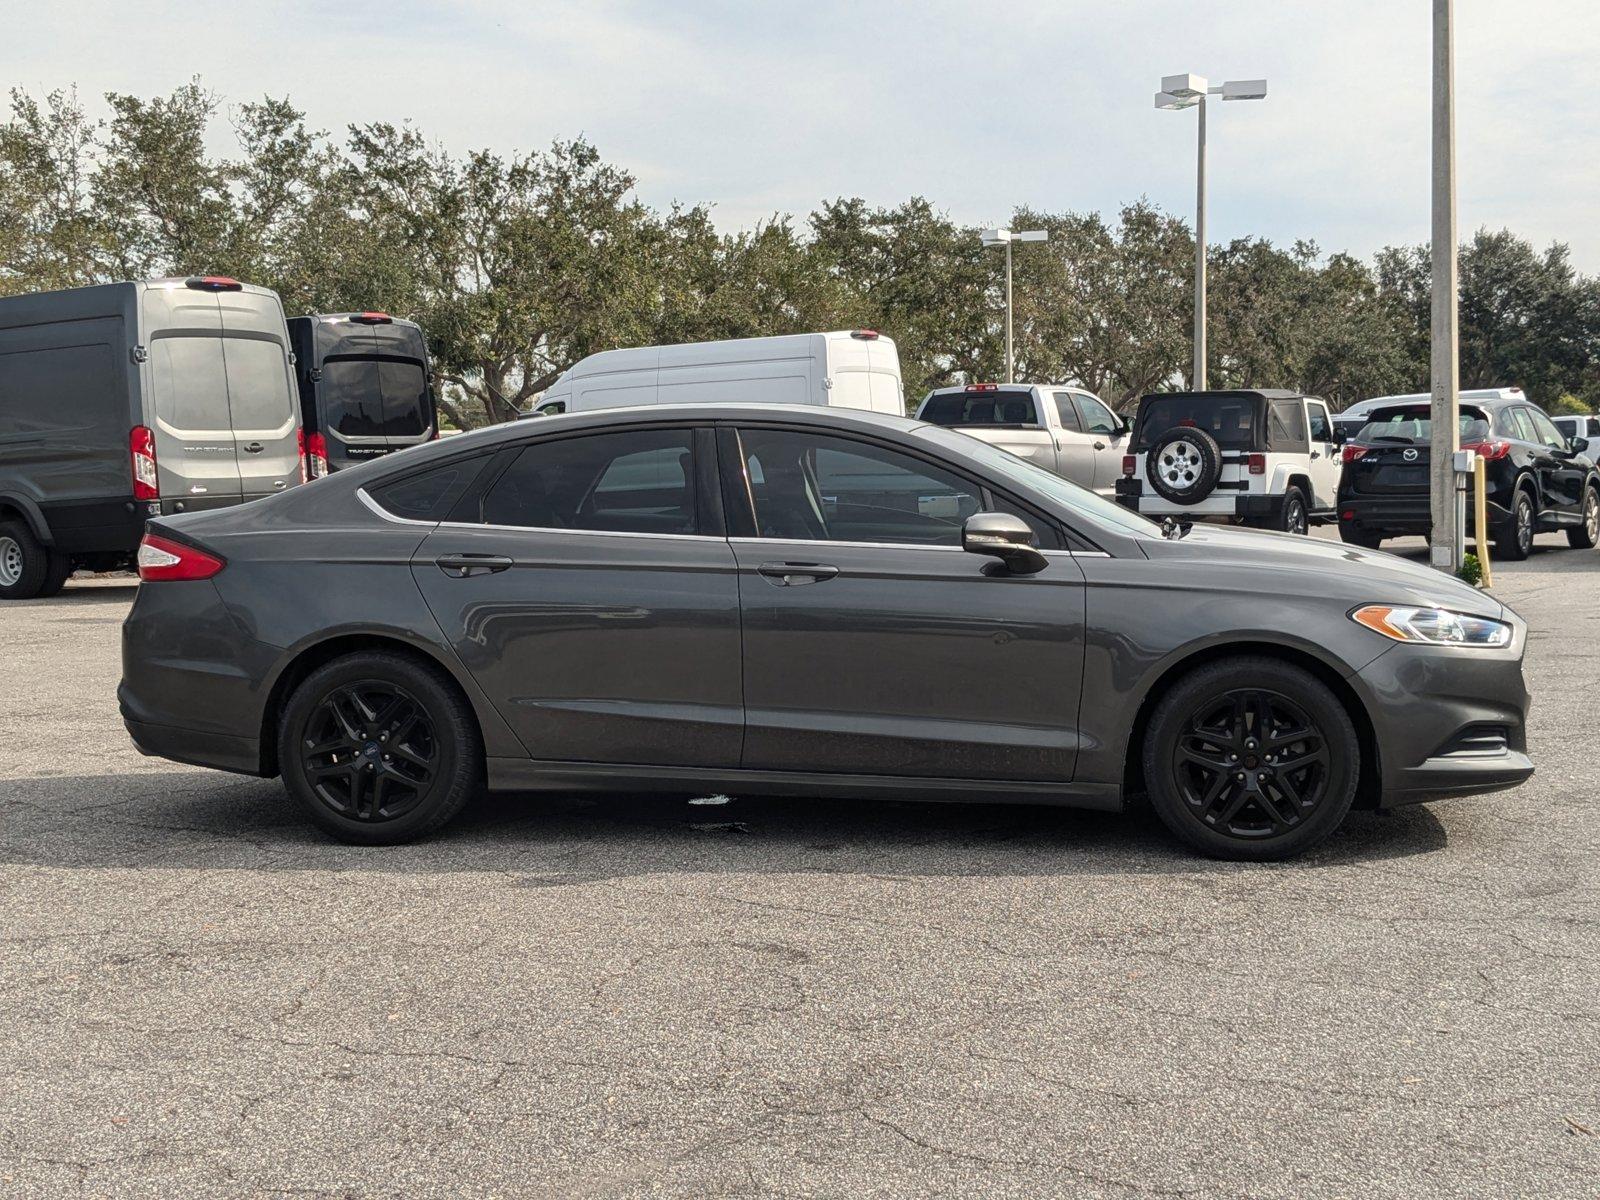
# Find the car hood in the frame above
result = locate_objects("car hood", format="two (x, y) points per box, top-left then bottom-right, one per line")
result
(1140, 524), (1505, 619)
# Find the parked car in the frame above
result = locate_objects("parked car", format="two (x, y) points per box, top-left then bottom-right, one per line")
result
(529, 331), (903, 417)
(120, 403), (1533, 861)
(0, 276), (302, 600)
(1552, 413), (1600, 444)
(287, 312), (438, 476)
(1335, 388), (1527, 442)
(1114, 390), (1339, 534)
(1337, 397), (1600, 558)
(914, 383), (1128, 494)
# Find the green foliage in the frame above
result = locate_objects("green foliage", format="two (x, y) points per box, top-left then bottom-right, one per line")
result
(1548, 393), (1592, 416)
(4, 80), (1600, 427)
(1457, 554), (1484, 588)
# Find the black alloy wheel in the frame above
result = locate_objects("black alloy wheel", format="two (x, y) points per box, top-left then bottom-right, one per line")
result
(1143, 657), (1360, 860)
(301, 682), (437, 823)
(279, 651), (482, 844)
(1566, 485), (1599, 549)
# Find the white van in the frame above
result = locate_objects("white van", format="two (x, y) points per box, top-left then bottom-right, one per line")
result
(531, 331), (904, 417)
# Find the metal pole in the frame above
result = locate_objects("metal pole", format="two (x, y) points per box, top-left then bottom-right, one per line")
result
(1194, 93), (1207, 391)
(1004, 238), (1015, 384)
(1430, 0), (1461, 572)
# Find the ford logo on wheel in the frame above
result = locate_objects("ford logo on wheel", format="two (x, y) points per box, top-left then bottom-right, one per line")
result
(1403, 448), (1419, 462)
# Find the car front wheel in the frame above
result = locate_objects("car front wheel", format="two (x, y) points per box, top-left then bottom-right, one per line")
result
(1566, 484), (1599, 549)
(1141, 656), (1360, 861)
(278, 650), (483, 845)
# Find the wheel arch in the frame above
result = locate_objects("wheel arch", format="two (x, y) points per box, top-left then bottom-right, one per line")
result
(0, 493), (53, 545)
(257, 632), (486, 777)
(1121, 639), (1383, 811)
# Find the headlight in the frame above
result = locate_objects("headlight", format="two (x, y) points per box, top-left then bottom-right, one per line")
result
(1350, 604), (1512, 647)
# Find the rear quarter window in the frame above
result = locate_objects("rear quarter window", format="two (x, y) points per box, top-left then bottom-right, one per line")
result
(368, 456), (490, 521)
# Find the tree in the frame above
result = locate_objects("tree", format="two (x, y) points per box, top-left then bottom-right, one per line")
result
(0, 87), (102, 292)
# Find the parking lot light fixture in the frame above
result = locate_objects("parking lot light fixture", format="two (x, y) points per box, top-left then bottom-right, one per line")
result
(980, 227), (1050, 384)
(1155, 73), (1268, 390)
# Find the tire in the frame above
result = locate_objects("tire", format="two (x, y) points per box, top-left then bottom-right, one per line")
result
(277, 650), (483, 845)
(1339, 524), (1384, 550)
(1146, 427), (1223, 506)
(37, 553), (73, 598)
(0, 519), (53, 601)
(1495, 486), (1535, 561)
(1566, 484), (1599, 549)
(1278, 486), (1310, 535)
(1141, 656), (1360, 861)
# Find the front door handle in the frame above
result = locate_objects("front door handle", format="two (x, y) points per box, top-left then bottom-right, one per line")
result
(436, 553), (514, 578)
(1093, 441), (1107, 451)
(1310, 451), (1321, 460)
(756, 561), (839, 586)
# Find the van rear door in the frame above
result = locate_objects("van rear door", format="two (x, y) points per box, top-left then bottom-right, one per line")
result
(217, 290), (299, 500)
(143, 286), (242, 506)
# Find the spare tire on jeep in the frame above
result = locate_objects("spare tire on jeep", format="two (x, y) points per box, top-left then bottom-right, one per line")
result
(1146, 427), (1223, 505)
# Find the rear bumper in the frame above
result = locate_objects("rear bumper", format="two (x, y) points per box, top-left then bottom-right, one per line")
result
(38, 497), (146, 555)
(122, 712), (263, 776)
(1339, 493), (1512, 535)
(1115, 479), (1284, 520)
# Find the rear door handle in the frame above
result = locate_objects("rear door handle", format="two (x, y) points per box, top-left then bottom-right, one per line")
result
(1093, 441), (1107, 451)
(756, 561), (839, 586)
(436, 553), (514, 578)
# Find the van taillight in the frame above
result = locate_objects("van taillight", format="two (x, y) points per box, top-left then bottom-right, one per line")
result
(137, 533), (224, 582)
(351, 311), (393, 324)
(296, 429), (309, 484)
(1247, 453), (1266, 475)
(185, 275), (243, 291)
(130, 426), (159, 500)
(849, 329), (879, 340)
(307, 432), (329, 478)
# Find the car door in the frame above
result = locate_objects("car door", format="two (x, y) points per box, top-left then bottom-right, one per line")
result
(1523, 405), (1587, 512)
(723, 423), (1088, 782)
(1304, 401), (1341, 508)
(408, 424), (744, 767)
(1071, 392), (1128, 494)
(1049, 390), (1096, 486)
(216, 291), (300, 501)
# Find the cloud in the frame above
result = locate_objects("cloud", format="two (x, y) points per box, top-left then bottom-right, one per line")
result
(9, 0), (1599, 267)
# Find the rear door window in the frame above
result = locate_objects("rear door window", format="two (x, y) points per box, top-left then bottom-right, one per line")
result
(1051, 393), (1082, 432)
(1508, 407), (1541, 444)
(220, 337), (295, 430)
(479, 428), (699, 535)
(322, 360), (386, 436)
(378, 361), (431, 437)
(150, 335), (231, 431)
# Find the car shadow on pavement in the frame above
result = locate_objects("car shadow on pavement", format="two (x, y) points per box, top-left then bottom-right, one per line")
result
(0, 769), (1449, 879)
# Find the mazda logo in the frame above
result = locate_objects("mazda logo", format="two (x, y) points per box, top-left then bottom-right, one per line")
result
(1403, 448), (1419, 462)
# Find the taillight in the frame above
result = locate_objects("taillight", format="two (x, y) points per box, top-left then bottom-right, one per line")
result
(965, 383), (999, 392)
(1247, 453), (1266, 475)
(1122, 455), (1136, 476)
(1341, 444), (1370, 464)
(1463, 439), (1512, 461)
(136, 533), (224, 582)
(351, 311), (393, 324)
(296, 429), (309, 484)
(185, 275), (242, 291)
(307, 432), (329, 478)
(130, 426), (159, 500)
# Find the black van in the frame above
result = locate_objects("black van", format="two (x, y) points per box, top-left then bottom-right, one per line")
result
(0, 277), (303, 599)
(287, 313), (438, 476)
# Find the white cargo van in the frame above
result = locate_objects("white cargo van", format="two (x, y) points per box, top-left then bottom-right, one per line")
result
(531, 331), (905, 417)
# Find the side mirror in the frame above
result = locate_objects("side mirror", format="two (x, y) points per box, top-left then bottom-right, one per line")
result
(962, 512), (1048, 575)
(1571, 436), (1590, 455)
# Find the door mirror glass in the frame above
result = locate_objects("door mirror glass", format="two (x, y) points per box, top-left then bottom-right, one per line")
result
(1572, 436), (1591, 455)
(962, 512), (1048, 575)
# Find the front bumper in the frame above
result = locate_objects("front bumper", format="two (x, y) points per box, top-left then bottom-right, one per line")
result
(1354, 631), (1534, 808)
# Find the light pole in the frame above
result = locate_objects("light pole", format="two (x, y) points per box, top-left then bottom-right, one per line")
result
(980, 227), (1048, 383)
(1429, 0), (1463, 574)
(1155, 75), (1267, 391)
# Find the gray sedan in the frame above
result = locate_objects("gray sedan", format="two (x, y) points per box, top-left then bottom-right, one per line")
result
(119, 404), (1533, 860)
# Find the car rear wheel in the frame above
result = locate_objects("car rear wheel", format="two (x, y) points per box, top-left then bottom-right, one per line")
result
(1566, 485), (1599, 549)
(1496, 487), (1535, 561)
(1278, 486), (1309, 535)
(1338, 524), (1383, 550)
(1141, 656), (1360, 861)
(278, 651), (483, 845)
(0, 520), (59, 601)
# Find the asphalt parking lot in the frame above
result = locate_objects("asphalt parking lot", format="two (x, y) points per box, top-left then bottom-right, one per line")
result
(1, 532), (1596, 1198)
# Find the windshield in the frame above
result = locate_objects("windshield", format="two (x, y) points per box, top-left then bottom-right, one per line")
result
(920, 389), (1040, 427)
(911, 425), (1160, 540)
(1135, 395), (1258, 450)
(1355, 407), (1489, 444)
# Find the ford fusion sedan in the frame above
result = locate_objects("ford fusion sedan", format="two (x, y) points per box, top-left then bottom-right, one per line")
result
(120, 404), (1534, 860)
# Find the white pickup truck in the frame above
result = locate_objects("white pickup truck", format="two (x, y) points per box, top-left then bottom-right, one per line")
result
(914, 383), (1130, 494)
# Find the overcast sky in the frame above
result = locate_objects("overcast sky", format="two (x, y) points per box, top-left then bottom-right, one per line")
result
(12, 0), (1600, 270)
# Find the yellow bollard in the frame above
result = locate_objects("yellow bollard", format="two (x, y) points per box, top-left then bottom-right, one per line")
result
(1473, 455), (1493, 588)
